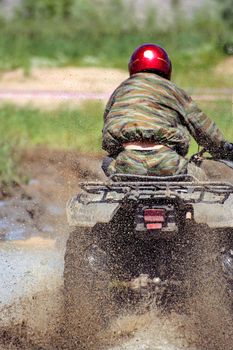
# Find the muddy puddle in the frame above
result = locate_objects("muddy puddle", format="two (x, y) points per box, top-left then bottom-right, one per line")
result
(0, 153), (232, 349)
(105, 312), (200, 350)
(0, 232), (198, 350)
(0, 238), (64, 348)
(1, 224), (230, 350)
(0, 194), (67, 349)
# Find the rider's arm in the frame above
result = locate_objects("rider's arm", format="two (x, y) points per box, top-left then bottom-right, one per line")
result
(180, 97), (229, 158)
(102, 90), (123, 156)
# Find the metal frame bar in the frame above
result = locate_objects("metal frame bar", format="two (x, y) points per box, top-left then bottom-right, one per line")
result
(80, 181), (233, 205)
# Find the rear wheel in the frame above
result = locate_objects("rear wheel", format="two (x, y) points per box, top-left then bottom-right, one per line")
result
(63, 227), (113, 349)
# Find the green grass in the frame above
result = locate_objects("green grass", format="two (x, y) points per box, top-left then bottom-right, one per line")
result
(0, 99), (231, 184)
(0, 102), (104, 153)
(0, 102), (104, 186)
(0, 141), (21, 185)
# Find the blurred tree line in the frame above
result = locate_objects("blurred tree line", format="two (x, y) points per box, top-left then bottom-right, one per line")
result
(17, 0), (73, 19)
(0, 0), (231, 71)
(220, 0), (233, 29)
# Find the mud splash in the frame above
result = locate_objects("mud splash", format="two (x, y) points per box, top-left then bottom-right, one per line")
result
(185, 225), (233, 350)
(105, 311), (200, 350)
(104, 293), (232, 350)
(0, 150), (104, 349)
(0, 236), (65, 350)
(0, 151), (233, 349)
(0, 289), (64, 350)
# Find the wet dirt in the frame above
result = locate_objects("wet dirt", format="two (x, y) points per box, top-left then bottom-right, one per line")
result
(103, 226), (233, 350)
(0, 149), (233, 349)
(0, 148), (104, 349)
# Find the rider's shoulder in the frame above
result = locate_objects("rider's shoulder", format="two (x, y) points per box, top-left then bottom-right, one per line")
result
(165, 79), (192, 104)
(115, 73), (192, 104)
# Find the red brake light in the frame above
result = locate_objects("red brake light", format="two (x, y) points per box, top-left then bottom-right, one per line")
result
(144, 209), (165, 223)
(146, 223), (163, 230)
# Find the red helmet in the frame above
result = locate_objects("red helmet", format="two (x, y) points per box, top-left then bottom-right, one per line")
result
(128, 43), (172, 80)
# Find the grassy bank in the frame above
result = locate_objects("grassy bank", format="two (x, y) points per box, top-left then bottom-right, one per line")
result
(0, 102), (104, 186)
(0, 100), (232, 184)
(0, 102), (103, 153)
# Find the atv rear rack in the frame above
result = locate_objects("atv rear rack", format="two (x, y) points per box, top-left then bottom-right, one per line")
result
(80, 181), (233, 204)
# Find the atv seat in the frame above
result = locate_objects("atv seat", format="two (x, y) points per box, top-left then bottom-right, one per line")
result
(110, 173), (195, 182)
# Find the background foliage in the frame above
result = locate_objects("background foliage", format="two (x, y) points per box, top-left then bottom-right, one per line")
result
(0, 0), (231, 78)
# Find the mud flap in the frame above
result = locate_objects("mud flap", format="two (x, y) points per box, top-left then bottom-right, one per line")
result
(67, 196), (120, 227)
(193, 196), (233, 229)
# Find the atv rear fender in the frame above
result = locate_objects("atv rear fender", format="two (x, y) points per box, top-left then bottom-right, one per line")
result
(67, 181), (233, 229)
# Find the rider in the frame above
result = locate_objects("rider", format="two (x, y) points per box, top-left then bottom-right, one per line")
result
(102, 43), (233, 178)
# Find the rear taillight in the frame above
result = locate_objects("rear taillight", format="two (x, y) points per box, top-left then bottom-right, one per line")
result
(144, 209), (165, 230)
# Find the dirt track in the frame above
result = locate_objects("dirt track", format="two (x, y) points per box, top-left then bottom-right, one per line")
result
(0, 65), (232, 108)
(0, 67), (127, 108)
(0, 150), (233, 349)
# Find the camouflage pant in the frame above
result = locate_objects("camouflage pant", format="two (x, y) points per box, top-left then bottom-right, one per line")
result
(102, 146), (189, 177)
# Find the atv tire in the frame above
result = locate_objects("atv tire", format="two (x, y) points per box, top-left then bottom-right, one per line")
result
(63, 227), (112, 349)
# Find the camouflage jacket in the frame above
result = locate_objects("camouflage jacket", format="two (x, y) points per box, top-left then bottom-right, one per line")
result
(102, 72), (226, 157)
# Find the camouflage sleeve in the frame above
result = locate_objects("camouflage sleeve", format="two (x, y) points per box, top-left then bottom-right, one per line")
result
(103, 91), (115, 121)
(102, 90), (123, 155)
(181, 97), (227, 155)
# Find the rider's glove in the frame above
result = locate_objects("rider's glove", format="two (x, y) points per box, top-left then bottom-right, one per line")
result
(220, 142), (233, 161)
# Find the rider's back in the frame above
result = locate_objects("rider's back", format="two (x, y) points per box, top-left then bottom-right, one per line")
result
(103, 72), (191, 157)
(102, 44), (229, 177)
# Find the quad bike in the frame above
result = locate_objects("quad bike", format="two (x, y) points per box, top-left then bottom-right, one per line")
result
(63, 154), (233, 347)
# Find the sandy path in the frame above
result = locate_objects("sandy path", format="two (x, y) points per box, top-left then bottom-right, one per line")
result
(0, 67), (126, 107)
(0, 67), (232, 108)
